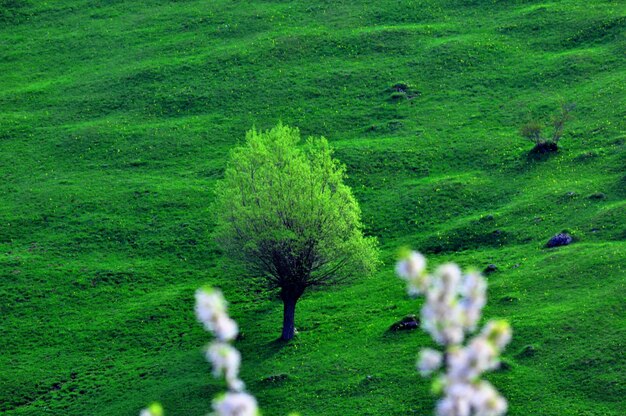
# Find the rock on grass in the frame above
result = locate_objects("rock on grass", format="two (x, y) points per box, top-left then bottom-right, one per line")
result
(546, 233), (573, 248)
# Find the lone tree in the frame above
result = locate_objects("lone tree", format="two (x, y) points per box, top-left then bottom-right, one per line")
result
(213, 123), (379, 340)
(520, 102), (576, 154)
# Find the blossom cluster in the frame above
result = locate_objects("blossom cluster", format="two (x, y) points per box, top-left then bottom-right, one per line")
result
(195, 287), (259, 416)
(397, 251), (512, 416)
(195, 288), (239, 342)
(140, 287), (258, 416)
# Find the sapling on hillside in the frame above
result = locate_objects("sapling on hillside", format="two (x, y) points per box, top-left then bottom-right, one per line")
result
(397, 250), (512, 416)
(520, 103), (575, 153)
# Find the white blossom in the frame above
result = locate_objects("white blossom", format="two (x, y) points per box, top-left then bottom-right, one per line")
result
(195, 288), (239, 341)
(459, 272), (486, 331)
(471, 381), (507, 416)
(436, 397), (455, 416)
(446, 347), (472, 381)
(422, 280), (466, 345)
(447, 340), (498, 382)
(396, 251), (429, 294)
(417, 348), (443, 376)
(437, 263), (462, 295)
(207, 342), (244, 391)
(196, 288), (227, 322)
(212, 392), (258, 416)
(467, 338), (499, 374)
(396, 250), (426, 279)
(214, 314), (239, 342)
(437, 394), (471, 416)
(481, 320), (512, 351)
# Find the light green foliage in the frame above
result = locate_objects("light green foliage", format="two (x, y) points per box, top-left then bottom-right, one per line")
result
(213, 123), (378, 289)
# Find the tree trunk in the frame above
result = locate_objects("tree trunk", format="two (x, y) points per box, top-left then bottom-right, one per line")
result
(280, 290), (302, 341)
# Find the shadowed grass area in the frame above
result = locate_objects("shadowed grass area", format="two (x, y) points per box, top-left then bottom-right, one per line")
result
(1, 0), (624, 415)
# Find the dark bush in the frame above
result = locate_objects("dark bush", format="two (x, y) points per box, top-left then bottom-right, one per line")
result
(520, 103), (575, 153)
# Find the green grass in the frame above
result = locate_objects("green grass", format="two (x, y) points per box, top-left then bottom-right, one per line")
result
(1, 0), (625, 415)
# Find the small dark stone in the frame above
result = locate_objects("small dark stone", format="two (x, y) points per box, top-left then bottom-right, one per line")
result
(590, 228), (600, 233)
(389, 83), (420, 99)
(484, 264), (498, 274)
(588, 192), (606, 200)
(499, 296), (519, 304)
(389, 314), (420, 331)
(516, 345), (538, 358)
(262, 373), (289, 383)
(546, 233), (573, 248)
(565, 191), (577, 198)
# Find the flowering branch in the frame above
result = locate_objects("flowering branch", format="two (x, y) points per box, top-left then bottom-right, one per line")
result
(397, 250), (512, 416)
(140, 287), (259, 416)
(195, 287), (259, 416)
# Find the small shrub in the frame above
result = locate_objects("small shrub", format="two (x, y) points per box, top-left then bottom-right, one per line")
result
(520, 103), (576, 153)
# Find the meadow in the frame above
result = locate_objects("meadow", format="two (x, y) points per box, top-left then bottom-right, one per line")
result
(1, 0), (625, 415)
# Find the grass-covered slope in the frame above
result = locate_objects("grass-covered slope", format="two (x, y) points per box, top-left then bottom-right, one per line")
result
(1, 0), (624, 415)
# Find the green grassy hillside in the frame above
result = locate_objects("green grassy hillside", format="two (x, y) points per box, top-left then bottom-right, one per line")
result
(1, 0), (624, 415)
